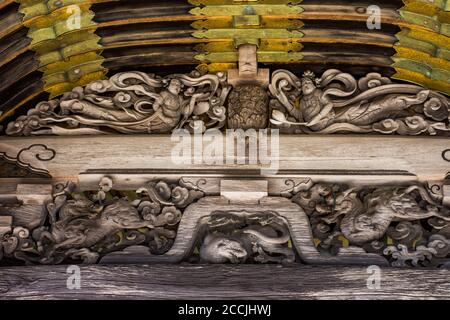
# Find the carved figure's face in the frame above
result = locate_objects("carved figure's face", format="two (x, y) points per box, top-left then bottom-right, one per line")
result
(239, 44), (258, 77)
(168, 79), (182, 95)
(301, 79), (316, 95)
(200, 234), (249, 263)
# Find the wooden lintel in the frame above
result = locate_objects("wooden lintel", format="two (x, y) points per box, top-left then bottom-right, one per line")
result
(0, 135), (448, 183)
(1, 264), (450, 300)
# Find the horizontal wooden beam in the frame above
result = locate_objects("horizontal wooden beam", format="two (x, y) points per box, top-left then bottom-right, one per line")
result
(0, 4), (425, 41)
(1, 264), (450, 299)
(0, 135), (448, 182)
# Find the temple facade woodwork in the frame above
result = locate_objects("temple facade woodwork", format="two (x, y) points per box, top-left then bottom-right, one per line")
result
(0, 0), (449, 300)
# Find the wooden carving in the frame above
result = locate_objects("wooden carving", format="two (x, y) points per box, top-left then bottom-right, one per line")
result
(290, 181), (450, 267)
(198, 211), (295, 264)
(5, 71), (230, 135)
(0, 143), (55, 176)
(0, 178), (204, 265)
(227, 85), (269, 129)
(270, 70), (450, 135)
(4, 68), (449, 136)
(2, 177), (450, 267)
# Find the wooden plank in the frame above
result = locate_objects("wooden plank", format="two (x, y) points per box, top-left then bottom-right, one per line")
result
(0, 0), (16, 12)
(98, 29), (396, 49)
(0, 2), (438, 42)
(0, 135), (447, 182)
(0, 48), (394, 96)
(220, 180), (268, 203)
(77, 172), (418, 193)
(0, 264), (450, 299)
(0, 77), (45, 119)
(0, 6), (22, 40)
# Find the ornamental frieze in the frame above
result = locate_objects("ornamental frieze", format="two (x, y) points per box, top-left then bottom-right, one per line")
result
(2, 177), (450, 268)
(4, 68), (449, 136)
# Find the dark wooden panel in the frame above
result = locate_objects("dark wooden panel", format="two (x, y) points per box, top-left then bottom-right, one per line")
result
(0, 51), (38, 93)
(93, 0), (194, 23)
(0, 81), (46, 125)
(97, 25), (397, 48)
(0, 264), (449, 300)
(0, 2), (22, 40)
(0, 28), (31, 68)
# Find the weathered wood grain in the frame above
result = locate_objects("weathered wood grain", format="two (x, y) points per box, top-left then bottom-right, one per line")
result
(97, 28), (397, 49)
(0, 135), (447, 182)
(0, 264), (449, 300)
(123, 196), (386, 266)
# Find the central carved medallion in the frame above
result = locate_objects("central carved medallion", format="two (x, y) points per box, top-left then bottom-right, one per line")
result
(227, 85), (269, 129)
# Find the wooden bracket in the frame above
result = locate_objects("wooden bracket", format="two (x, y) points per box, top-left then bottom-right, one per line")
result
(220, 179), (268, 203)
(227, 44), (270, 87)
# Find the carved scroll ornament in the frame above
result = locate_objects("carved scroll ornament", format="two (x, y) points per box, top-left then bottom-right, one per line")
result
(6, 71), (230, 136)
(0, 178), (204, 265)
(4, 69), (449, 136)
(1, 178), (450, 267)
(270, 70), (450, 135)
(0, 143), (55, 176)
(290, 181), (450, 267)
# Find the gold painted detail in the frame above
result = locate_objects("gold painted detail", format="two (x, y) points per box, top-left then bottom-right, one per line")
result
(15, 0), (117, 22)
(17, 0), (108, 98)
(394, 0), (450, 94)
(402, 0), (449, 13)
(189, 0), (302, 5)
(393, 68), (450, 93)
(400, 1), (450, 35)
(189, 0), (304, 70)
(190, 4), (302, 16)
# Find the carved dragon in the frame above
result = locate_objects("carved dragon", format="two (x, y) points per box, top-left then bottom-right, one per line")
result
(0, 178), (204, 265)
(2, 178), (450, 267)
(291, 181), (450, 267)
(199, 212), (295, 264)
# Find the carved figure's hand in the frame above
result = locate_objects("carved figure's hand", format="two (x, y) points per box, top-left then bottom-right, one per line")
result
(305, 118), (321, 127)
(153, 96), (164, 111)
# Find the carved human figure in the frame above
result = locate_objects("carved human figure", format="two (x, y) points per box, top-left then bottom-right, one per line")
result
(5, 71), (229, 135)
(294, 72), (335, 131)
(149, 78), (188, 131)
(270, 69), (449, 135)
(284, 72), (430, 130)
(61, 79), (185, 124)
